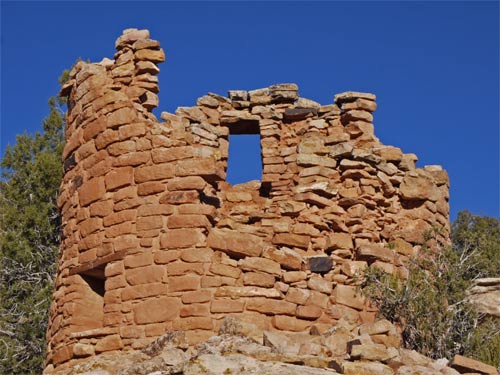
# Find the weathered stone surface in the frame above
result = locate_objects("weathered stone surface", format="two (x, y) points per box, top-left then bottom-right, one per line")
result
(207, 229), (264, 258)
(400, 175), (440, 201)
(343, 361), (393, 375)
(450, 354), (499, 375)
(133, 297), (181, 324)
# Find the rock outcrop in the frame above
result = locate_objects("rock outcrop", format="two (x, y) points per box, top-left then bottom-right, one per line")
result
(466, 278), (500, 318)
(50, 317), (498, 375)
(45, 28), (452, 373)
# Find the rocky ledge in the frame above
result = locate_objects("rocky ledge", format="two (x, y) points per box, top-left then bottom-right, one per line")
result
(49, 317), (498, 375)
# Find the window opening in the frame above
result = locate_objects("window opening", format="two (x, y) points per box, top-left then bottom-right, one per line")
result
(226, 134), (263, 184)
(70, 265), (105, 332)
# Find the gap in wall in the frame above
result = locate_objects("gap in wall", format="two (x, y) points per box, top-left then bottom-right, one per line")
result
(226, 134), (263, 185)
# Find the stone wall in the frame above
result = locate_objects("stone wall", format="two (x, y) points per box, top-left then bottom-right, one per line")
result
(45, 29), (450, 372)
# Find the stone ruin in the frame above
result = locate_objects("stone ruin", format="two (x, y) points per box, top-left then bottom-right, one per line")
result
(45, 28), (452, 372)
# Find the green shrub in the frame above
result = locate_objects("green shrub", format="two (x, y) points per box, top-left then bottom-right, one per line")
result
(363, 216), (500, 366)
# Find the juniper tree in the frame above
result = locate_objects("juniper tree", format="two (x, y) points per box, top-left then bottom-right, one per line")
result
(0, 74), (66, 374)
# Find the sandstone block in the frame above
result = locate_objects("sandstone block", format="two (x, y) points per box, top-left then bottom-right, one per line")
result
(180, 303), (210, 317)
(450, 355), (498, 375)
(137, 181), (165, 196)
(160, 228), (205, 249)
(296, 305), (322, 320)
(239, 257), (281, 276)
(327, 232), (353, 250)
(135, 48), (166, 63)
(172, 317), (213, 330)
(350, 343), (395, 362)
(168, 275), (200, 292)
(135, 163), (174, 183)
(72, 343), (95, 357)
(272, 233), (310, 249)
(265, 247), (303, 271)
(168, 262), (204, 276)
(136, 215), (163, 231)
(243, 272), (275, 287)
(333, 284), (365, 310)
(272, 315), (311, 331)
(167, 176), (207, 191)
(246, 297), (296, 315)
(182, 290), (212, 304)
(307, 276), (333, 294)
(211, 299), (245, 313)
(286, 287), (310, 305)
(209, 263), (241, 278)
(125, 265), (165, 285)
(400, 175), (440, 201)
(124, 251), (153, 268)
(357, 244), (394, 263)
(95, 334), (123, 353)
(342, 361), (393, 375)
(160, 190), (199, 204)
(215, 286), (282, 299)
(78, 177), (106, 206)
(181, 248), (214, 263)
(107, 107), (136, 128)
(133, 297), (181, 324)
(207, 228), (264, 258)
(167, 214), (211, 229)
(121, 283), (167, 301)
(341, 260), (368, 277)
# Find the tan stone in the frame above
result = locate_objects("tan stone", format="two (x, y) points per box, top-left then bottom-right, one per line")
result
(211, 299), (245, 313)
(181, 248), (214, 263)
(343, 361), (394, 375)
(246, 298), (296, 315)
(168, 275), (200, 292)
(135, 48), (166, 63)
(160, 228), (205, 249)
(286, 287), (310, 305)
(296, 305), (322, 320)
(172, 317), (213, 330)
(307, 276), (332, 294)
(135, 163), (174, 183)
(243, 272), (275, 287)
(180, 303), (210, 317)
(167, 176), (207, 191)
(357, 244), (394, 262)
(133, 297), (181, 324)
(72, 343), (95, 357)
(350, 343), (395, 361)
(272, 233), (310, 249)
(333, 284), (365, 310)
(125, 265), (165, 285)
(272, 315), (311, 331)
(182, 290), (212, 304)
(95, 334), (123, 353)
(239, 257), (281, 276)
(207, 228), (264, 258)
(209, 263), (241, 278)
(400, 175), (440, 202)
(137, 181), (165, 196)
(265, 247), (303, 271)
(78, 177), (106, 206)
(168, 262), (204, 276)
(450, 355), (499, 375)
(167, 214), (211, 229)
(136, 215), (163, 231)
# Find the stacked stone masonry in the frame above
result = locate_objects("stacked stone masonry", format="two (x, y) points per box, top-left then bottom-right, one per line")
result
(45, 29), (450, 371)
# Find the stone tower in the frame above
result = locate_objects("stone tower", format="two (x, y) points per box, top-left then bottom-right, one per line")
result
(45, 29), (450, 372)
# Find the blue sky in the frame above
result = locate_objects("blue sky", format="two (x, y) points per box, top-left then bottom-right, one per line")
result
(1, 1), (499, 221)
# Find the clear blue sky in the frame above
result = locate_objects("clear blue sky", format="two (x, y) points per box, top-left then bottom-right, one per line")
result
(1, 1), (499, 221)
